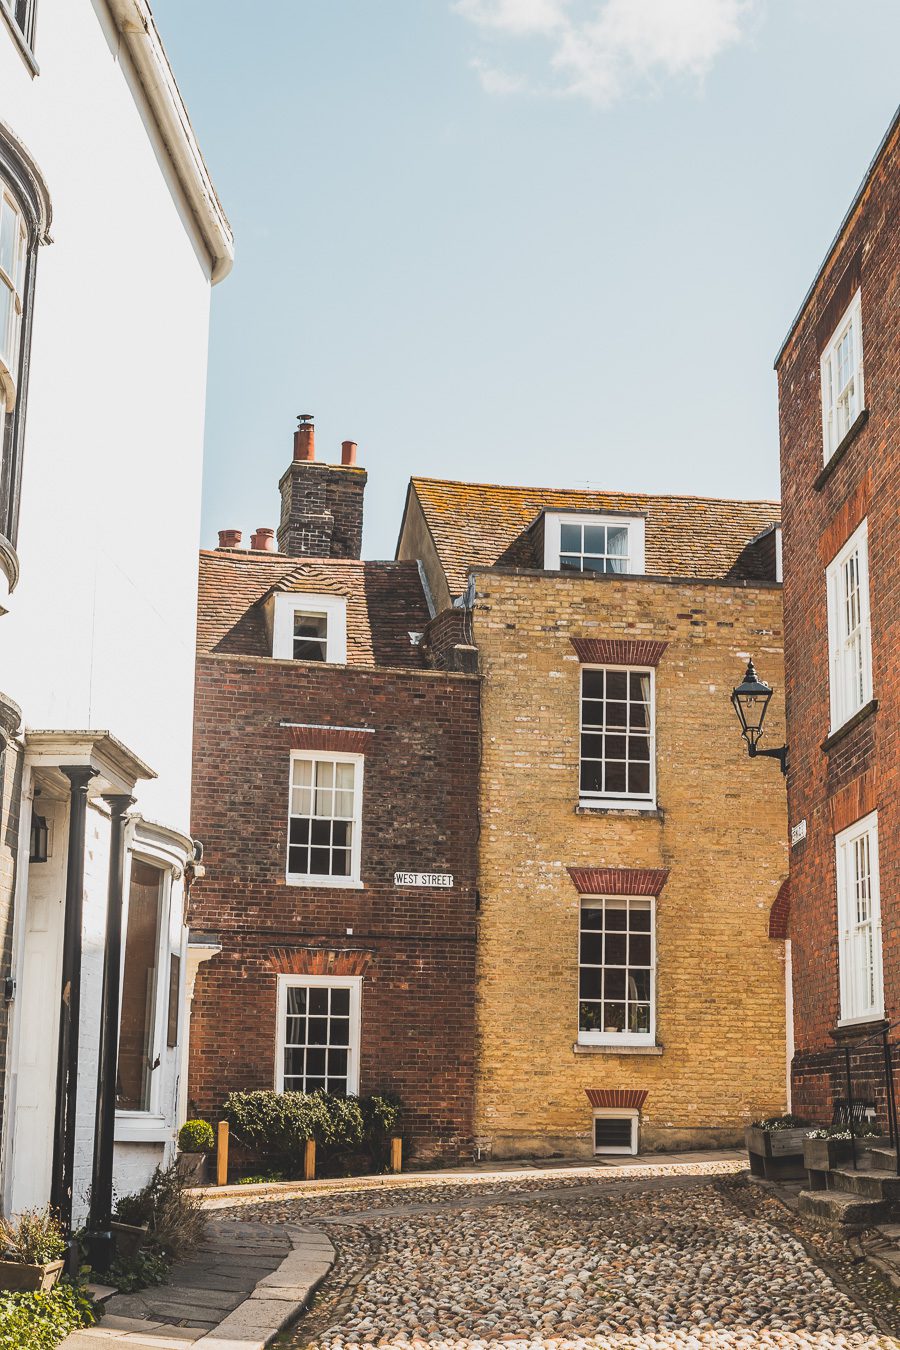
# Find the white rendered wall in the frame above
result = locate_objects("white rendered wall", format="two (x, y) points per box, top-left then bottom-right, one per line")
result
(0, 0), (214, 835)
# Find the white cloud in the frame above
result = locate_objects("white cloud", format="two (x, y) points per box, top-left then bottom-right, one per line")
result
(455, 0), (756, 105)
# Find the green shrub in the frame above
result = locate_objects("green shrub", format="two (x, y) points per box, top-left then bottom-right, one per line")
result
(751, 1113), (808, 1131)
(223, 1091), (402, 1175)
(114, 1163), (206, 1261)
(0, 1209), (66, 1265)
(107, 1247), (170, 1294)
(178, 1120), (215, 1154)
(0, 1282), (96, 1350)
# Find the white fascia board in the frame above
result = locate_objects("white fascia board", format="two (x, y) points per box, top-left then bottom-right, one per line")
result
(105, 0), (234, 283)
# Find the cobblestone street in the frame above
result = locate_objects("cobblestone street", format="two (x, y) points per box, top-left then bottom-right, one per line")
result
(241, 1170), (900, 1350)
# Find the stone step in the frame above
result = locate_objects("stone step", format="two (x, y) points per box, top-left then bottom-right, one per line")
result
(827, 1166), (900, 1201)
(798, 1188), (890, 1227)
(867, 1147), (900, 1172)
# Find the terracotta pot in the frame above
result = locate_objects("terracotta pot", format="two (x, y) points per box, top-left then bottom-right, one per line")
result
(0, 1257), (64, 1292)
(111, 1221), (149, 1261)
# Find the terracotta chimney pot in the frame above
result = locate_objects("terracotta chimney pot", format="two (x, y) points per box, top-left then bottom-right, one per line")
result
(341, 440), (358, 467)
(217, 529), (242, 549)
(250, 527), (276, 552)
(294, 415), (315, 462)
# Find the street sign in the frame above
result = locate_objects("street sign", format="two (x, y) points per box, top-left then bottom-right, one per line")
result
(394, 871), (454, 889)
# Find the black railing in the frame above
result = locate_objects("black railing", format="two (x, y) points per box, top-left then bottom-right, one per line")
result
(840, 1020), (900, 1175)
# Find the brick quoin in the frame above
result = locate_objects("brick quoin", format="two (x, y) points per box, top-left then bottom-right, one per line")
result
(569, 638), (669, 667)
(189, 654), (480, 1161)
(776, 110), (899, 1123)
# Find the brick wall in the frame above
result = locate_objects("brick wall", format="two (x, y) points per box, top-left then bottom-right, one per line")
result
(776, 117), (899, 1120)
(277, 461), (367, 560)
(469, 569), (788, 1155)
(189, 655), (480, 1159)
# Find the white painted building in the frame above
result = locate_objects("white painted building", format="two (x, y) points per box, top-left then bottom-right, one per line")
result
(0, 0), (231, 1224)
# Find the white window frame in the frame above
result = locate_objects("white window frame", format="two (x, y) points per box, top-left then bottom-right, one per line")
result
(543, 512), (645, 575)
(275, 974), (362, 1096)
(286, 750), (364, 889)
(115, 851), (172, 1131)
(826, 519), (872, 733)
(578, 894), (656, 1048)
(592, 1108), (639, 1156)
(836, 811), (883, 1026)
(272, 592), (347, 664)
(579, 664), (656, 810)
(820, 289), (864, 463)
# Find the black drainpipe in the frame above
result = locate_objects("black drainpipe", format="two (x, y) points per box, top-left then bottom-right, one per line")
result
(86, 793), (135, 1270)
(50, 766), (97, 1231)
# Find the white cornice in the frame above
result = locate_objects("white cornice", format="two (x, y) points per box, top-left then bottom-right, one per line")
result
(105, 0), (234, 284)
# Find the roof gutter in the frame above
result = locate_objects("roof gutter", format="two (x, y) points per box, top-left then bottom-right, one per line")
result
(105, 0), (234, 284)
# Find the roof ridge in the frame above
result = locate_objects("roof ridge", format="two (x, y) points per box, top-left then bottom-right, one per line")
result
(410, 476), (780, 509)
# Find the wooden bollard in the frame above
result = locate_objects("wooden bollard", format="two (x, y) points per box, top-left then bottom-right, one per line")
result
(304, 1137), (316, 1181)
(217, 1121), (229, 1186)
(390, 1136), (402, 1174)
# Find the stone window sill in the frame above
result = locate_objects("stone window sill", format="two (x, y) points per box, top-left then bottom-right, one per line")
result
(830, 1017), (888, 1043)
(573, 1042), (663, 1056)
(814, 409), (869, 491)
(575, 803), (662, 819)
(821, 698), (878, 753)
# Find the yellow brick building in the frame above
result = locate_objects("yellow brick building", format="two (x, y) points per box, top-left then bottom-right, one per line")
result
(399, 478), (789, 1156)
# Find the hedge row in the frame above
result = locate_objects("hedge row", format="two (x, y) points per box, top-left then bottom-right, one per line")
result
(222, 1091), (400, 1173)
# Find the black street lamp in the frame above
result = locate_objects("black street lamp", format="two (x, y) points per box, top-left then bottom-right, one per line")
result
(731, 659), (788, 775)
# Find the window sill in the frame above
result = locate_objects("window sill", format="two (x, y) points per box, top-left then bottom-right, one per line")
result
(114, 1113), (173, 1144)
(573, 1041), (663, 1056)
(830, 1016), (887, 1042)
(285, 875), (364, 890)
(576, 801), (661, 818)
(821, 699), (877, 753)
(814, 409), (869, 491)
(0, 7), (38, 74)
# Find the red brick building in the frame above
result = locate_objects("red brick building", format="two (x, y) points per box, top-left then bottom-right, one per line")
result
(187, 421), (480, 1160)
(776, 109), (899, 1123)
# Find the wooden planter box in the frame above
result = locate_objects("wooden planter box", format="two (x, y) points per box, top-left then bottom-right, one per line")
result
(804, 1136), (854, 1173)
(0, 1258), (64, 1293)
(111, 1221), (149, 1261)
(176, 1151), (209, 1186)
(745, 1126), (808, 1181)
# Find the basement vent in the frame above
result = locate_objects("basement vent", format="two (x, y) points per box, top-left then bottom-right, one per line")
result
(593, 1110), (638, 1155)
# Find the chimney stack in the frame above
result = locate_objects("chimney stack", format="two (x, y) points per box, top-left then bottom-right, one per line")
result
(294, 414), (315, 462)
(277, 415), (367, 560)
(250, 527), (276, 552)
(217, 529), (242, 549)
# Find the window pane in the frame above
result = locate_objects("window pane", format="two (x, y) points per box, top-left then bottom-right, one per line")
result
(580, 932), (602, 965)
(330, 1017), (350, 1046)
(605, 933), (627, 965)
(582, 670), (604, 699)
(607, 527), (628, 558)
(308, 1017), (328, 1045)
(627, 762), (651, 795)
(117, 861), (163, 1112)
(0, 201), (16, 283)
(605, 905), (627, 931)
(604, 1004), (626, 1032)
(606, 671), (628, 701)
(579, 1002), (602, 1031)
(582, 525), (606, 554)
(630, 935), (651, 966)
(605, 701), (627, 728)
(605, 967), (626, 1000)
(560, 523), (582, 551)
(292, 759), (312, 788)
(559, 554), (581, 571)
(581, 733), (603, 760)
(605, 760), (627, 793)
(579, 968), (601, 1000)
(309, 987), (328, 1015)
(580, 761), (603, 794)
(331, 987), (350, 1015)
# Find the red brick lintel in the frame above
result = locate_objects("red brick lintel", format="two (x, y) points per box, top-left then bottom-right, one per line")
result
(567, 866), (670, 897)
(585, 1088), (649, 1111)
(282, 722), (375, 753)
(570, 638), (668, 667)
(269, 947), (373, 977)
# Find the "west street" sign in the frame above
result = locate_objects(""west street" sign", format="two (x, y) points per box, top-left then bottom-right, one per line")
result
(394, 872), (454, 889)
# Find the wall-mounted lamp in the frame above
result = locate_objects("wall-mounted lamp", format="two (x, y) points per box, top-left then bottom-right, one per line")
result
(29, 810), (49, 863)
(731, 659), (788, 775)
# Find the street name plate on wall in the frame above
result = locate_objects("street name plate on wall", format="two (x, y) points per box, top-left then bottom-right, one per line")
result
(790, 820), (807, 848)
(394, 872), (454, 889)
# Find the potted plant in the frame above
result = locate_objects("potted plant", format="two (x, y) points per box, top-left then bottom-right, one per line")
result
(176, 1119), (215, 1186)
(111, 1187), (151, 1260)
(745, 1114), (809, 1180)
(0, 1208), (66, 1292)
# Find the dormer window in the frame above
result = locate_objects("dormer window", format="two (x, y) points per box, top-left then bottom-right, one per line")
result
(543, 513), (645, 575)
(272, 592), (347, 663)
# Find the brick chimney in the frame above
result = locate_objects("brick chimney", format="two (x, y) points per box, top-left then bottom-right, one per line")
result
(277, 415), (367, 559)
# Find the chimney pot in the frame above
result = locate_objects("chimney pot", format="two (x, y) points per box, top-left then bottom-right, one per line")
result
(217, 529), (242, 549)
(294, 415), (315, 462)
(250, 527), (276, 552)
(341, 440), (358, 467)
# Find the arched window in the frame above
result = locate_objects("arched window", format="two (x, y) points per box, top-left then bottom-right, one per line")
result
(0, 123), (50, 602)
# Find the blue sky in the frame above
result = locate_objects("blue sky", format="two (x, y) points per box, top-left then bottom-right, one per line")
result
(152, 0), (899, 560)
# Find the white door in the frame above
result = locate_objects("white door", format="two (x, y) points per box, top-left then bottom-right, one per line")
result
(9, 796), (67, 1213)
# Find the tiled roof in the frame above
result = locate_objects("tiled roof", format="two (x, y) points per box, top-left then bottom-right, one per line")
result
(409, 477), (781, 597)
(196, 551), (431, 668)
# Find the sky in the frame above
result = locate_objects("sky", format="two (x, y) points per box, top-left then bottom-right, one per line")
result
(151, 0), (900, 560)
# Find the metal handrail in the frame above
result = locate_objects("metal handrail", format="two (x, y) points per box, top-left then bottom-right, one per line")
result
(840, 1020), (900, 1176)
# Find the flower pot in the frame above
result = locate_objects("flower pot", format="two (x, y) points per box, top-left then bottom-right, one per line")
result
(111, 1221), (149, 1261)
(176, 1151), (209, 1186)
(803, 1136), (854, 1173)
(0, 1258), (64, 1292)
(745, 1126), (808, 1180)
